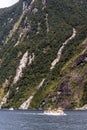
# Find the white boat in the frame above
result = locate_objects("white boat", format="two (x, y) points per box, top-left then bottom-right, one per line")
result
(44, 108), (66, 116)
(9, 107), (14, 110)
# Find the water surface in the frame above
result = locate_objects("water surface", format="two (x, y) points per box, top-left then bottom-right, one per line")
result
(0, 110), (87, 130)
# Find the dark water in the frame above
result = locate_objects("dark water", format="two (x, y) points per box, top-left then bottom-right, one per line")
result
(0, 110), (87, 130)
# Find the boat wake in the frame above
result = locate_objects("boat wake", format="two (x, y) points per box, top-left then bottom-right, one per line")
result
(16, 112), (67, 116)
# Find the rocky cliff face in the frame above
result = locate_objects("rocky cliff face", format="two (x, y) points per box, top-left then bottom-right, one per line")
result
(0, 0), (87, 109)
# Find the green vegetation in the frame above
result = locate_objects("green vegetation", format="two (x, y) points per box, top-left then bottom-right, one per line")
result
(0, 0), (87, 109)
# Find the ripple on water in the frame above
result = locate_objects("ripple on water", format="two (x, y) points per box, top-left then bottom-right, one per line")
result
(0, 110), (87, 130)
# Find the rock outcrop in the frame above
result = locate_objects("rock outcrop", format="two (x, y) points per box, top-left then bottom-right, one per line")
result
(13, 51), (28, 84)
(50, 28), (76, 70)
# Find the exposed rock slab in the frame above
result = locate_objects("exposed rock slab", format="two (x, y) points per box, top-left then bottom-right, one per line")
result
(50, 28), (76, 70)
(19, 79), (45, 109)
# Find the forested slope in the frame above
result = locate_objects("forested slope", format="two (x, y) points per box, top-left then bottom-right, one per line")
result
(0, 0), (87, 109)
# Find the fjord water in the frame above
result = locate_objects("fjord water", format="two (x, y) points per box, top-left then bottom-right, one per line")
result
(0, 110), (87, 130)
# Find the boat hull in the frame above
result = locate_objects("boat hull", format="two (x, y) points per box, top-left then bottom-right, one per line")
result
(44, 112), (66, 116)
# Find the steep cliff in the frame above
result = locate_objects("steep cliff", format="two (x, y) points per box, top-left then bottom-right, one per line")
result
(0, 0), (87, 109)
